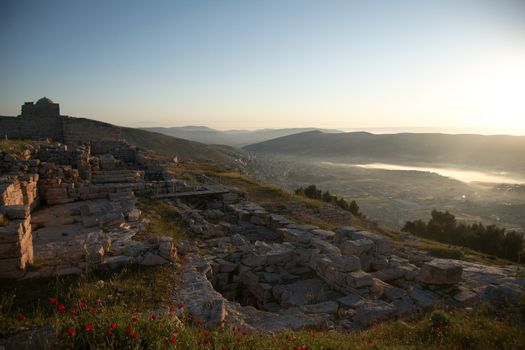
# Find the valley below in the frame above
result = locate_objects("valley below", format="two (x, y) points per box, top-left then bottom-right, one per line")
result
(246, 154), (525, 234)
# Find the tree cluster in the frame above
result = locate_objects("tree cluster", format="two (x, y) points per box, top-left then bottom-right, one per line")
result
(294, 184), (363, 217)
(402, 210), (524, 262)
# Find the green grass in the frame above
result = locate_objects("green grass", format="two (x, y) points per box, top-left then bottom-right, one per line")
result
(0, 265), (175, 338)
(138, 199), (190, 242)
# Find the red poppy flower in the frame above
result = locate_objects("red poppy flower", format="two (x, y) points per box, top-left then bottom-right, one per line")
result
(49, 297), (58, 305)
(132, 316), (138, 322)
(90, 307), (97, 315)
(68, 328), (76, 336)
(107, 328), (113, 336)
(151, 314), (157, 320)
(17, 313), (24, 321)
(197, 328), (202, 333)
(57, 304), (66, 313)
(221, 345), (227, 350)
(178, 303), (183, 309)
(169, 306), (175, 313)
(129, 331), (137, 339)
(111, 322), (117, 329)
(127, 324), (132, 329)
(69, 309), (76, 316)
(170, 337), (177, 343)
(205, 331), (209, 337)
(79, 300), (87, 308)
(85, 325), (94, 332)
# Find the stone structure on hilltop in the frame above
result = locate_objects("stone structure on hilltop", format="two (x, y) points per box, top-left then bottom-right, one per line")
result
(0, 98), (121, 143)
(21, 97), (60, 117)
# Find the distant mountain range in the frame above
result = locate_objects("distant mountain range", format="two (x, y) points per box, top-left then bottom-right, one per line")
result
(244, 130), (525, 172)
(142, 126), (342, 146)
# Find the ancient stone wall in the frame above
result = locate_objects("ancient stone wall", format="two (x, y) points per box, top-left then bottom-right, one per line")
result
(0, 116), (64, 141)
(90, 140), (135, 163)
(0, 205), (33, 279)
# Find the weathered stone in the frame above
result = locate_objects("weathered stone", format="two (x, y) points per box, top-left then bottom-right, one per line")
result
(417, 259), (462, 285)
(333, 255), (361, 272)
(242, 252), (267, 267)
(127, 208), (141, 222)
(410, 288), (439, 312)
(176, 240), (193, 255)
(299, 301), (339, 314)
(266, 244), (294, 265)
(140, 253), (169, 266)
(4, 205), (30, 220)
(337, 293), (363, 308)
(346, 271), (374, 288)
(453, 289), (478, 306)
(103, 255), (134, 269)
(216, 258), (238, 273)
(231, 234), (248, 246)
(354, 300), (395, 327)
(340, 239), (374, 256)
(273, 279), (329, 306)
(158, 236), (176, 261)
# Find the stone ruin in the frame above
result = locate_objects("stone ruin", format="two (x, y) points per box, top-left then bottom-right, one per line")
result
(170, 198), (525, 332)
(0, 139), (230, 279)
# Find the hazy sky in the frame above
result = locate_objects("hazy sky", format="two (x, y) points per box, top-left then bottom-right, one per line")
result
(1, 0), (524, 133)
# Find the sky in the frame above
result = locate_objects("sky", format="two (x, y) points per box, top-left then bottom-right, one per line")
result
(1, 0), (524, 133)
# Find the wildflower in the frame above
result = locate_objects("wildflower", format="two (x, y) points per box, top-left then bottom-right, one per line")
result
(151, 313), (157, 320)
(170, 337), (177, 343)
(169, 306), (175, 313)
(67, 328), (76, 336)
(57, 304), (66, 313)
(111, 322), (117, 329)
(17, 313), (24, 321)
(85, 324), (94, 332)
(49, 297), (58, 305)
(205, 331), (209, 337)
(197, 319), (203, 324)
(130, 331), (137, 339)
(132, 316), (138, 322)
(79, 300), (87, 308)
(178, 303), (183, 309)
(197, 328), (202, 333)
(127, 324), (132, 329)
(221, 345), (227, 350)
(69, 309), (76, 316)
(107, 328), (113, 336)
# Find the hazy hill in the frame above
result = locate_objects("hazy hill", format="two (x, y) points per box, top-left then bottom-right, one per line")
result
(143, 126), (342, 147)
(244, 130), (525, 172)
(118, 127), (242, 165)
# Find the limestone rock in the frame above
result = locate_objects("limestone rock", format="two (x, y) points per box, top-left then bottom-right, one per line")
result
(140, 253), (169, 266)
(340, 239), (374, 256)
(299, 301), (339, 314)
(417, 259), (462, 285)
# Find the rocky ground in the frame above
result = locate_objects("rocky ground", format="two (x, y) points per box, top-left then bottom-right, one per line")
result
(170, 197), (525, 333)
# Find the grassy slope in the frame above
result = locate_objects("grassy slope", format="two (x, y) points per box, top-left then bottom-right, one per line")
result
(119, 127), (240, 165)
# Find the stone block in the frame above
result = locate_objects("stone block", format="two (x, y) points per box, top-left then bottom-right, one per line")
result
(346, 271), (374, 288)
(340, 239), (374, 256)
(417, 259), (462, 285)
